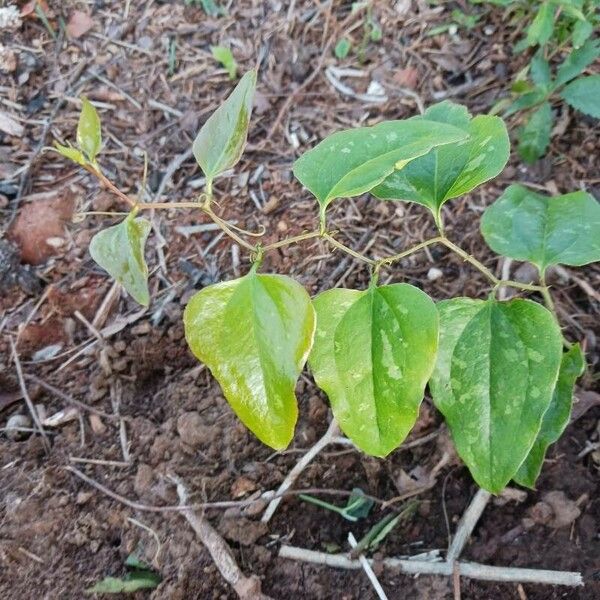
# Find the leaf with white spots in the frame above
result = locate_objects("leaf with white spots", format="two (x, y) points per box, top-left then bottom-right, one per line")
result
(89, 213), (151, 307)
(183, 272), (316, 450)
(514, 344), (585, 488)
(293, 115), (468, 221)
(309, 284), (438, 456)
(481, 184), (600, 274)
(372, 101), (509, 229)
(429, 298), (563, 493)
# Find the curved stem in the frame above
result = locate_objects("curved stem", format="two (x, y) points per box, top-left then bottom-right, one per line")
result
(203, 205), (256, 252)
(87, 165), (137, 208)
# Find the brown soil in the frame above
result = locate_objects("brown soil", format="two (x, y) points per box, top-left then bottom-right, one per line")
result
(1, 2), (599, 599)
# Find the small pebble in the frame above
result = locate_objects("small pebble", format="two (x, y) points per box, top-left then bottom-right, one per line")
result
(5, 414), (32, 440)
(427, 267), (443, 281)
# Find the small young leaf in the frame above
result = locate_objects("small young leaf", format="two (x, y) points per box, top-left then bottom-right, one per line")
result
(429, 298), (563, 493)
(371, 101), (509, 228)
(530, 51), (551, 87)
(480, 184), (600, 273)
(86, 571), (161, 594)
(572, 18), (593, 48)
(211, 45), (237, 79)
(309, 283), (438, 456)
(293, 115), (467, 217)
(192, 69), (256, 183)
(77, 97), (102, 162)
(504, 87), (549, 117)
(89, 214), (151, 307)
(514, 344), (585, 488)
(184, 272), (315, 450)
(52, 142), (87, 166)
(560, 75), (600, 118)
(526, 1), (555, 46)
(334, 38), (351, 59)
(555, 39), (600, 87)
(517, 101), (553, 163)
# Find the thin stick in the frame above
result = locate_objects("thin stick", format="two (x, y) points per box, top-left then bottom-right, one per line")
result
(174, 476), (275, 600)
(348, 532), (389, 600)
(278, 546), (584, 587)
(262, 418), (340, 523)
(447, 488), (492, 562)
(10, 338), (50, 451)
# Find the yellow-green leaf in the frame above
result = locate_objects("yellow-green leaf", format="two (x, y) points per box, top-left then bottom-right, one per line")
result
(183, 272), (315, 450)
(192, 70), (256, 182)
(89, 214), (151, 307)
(430, 298), (563, 493)
(309, 284), (438, 456)
(52, 142), (87, 166)
(77, 97), (102, 162)
(514, 344), (585, 488)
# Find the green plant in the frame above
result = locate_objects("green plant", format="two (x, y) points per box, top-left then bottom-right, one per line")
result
(211, 45), (237, 80)
(52, 75), (600, 494)
(471, 1), (600, 161)
(505, 39), (600, 162)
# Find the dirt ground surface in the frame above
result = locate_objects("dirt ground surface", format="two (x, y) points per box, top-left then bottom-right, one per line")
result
(1, 1), (599, 599)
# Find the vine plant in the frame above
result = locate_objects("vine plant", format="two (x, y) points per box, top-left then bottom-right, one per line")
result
(53, 70), (600, 494)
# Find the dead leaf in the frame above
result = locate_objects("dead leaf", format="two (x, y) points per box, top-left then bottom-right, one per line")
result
(530, 491), (581, 528)
(0, 111), (24, 137)
(21, 0), (51, 18)
(393, 67), (418, 89)
(66, 11), (94, 39)
(8, 189), (75, 264)
(230, 476), (258, 498)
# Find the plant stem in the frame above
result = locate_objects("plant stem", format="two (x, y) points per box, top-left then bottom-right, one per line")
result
(539, 273), (556, 313)
(203, 205), (256, 252)
(439, 237), (499, 285)
(322, 232), (376, 266)
(87, 165), (137, 208)
(262, 231), (322, 251)
(137, 201), (204, 210)
(377, 237), (443, 268)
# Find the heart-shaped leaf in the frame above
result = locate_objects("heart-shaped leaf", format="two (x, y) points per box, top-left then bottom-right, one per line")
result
(371, 101), (509, 229)
(77, 97), (102, 163)
(514, 344), (585, 488)
(309, 283), (438, 456)
(192, 69), (256, 184)
(184, 272), (315, 450)
(89, 214), (151, 306)
(480, 184), (600, 274)
(293, 114), (468, 220)
(429, 298), (563, 493)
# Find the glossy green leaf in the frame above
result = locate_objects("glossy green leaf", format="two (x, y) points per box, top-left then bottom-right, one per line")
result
(514, 344), (585, 488)
(560, 75), (600, 118)
(211, 45), (237, 79)
(481, 184), (600, 273)
(430, 298), (563, 493)
(183, 272), (315, 450)
(293, 114), (468, 217)
(555, 39), (600, 86)
(517, 101), (553, 163)
(526, 1), (555, 46)
(192, 69), (256, 183)
(89, 214), (151, 307)
(77, 97), (102, 162)
(309, 283), (438, 456)
(371, 101), (509, 227)
(52, 142), (87, 166)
